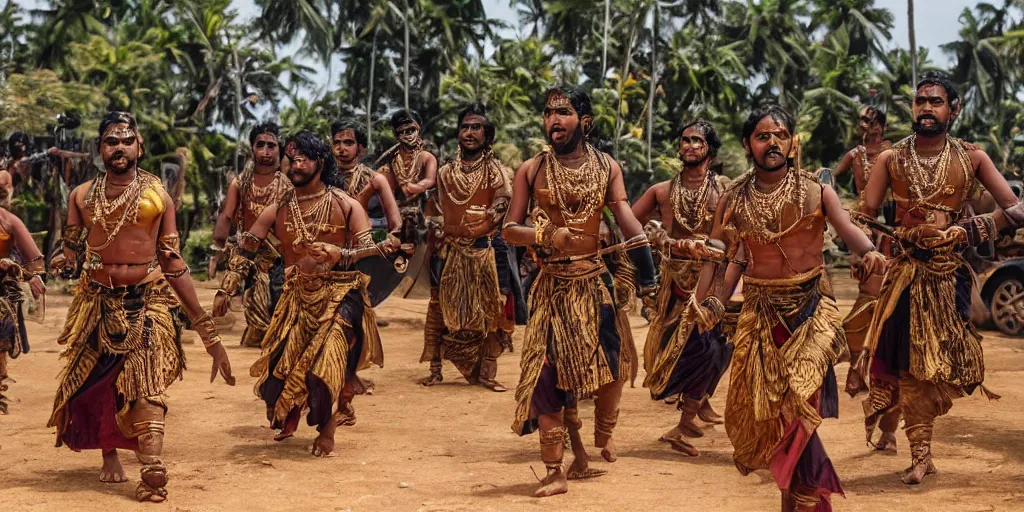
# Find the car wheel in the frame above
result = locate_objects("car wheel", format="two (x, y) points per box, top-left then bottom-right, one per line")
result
(989, 275), (1024, 336)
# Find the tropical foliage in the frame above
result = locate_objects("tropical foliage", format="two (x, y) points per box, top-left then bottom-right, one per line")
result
(1, 0), (1023, 239)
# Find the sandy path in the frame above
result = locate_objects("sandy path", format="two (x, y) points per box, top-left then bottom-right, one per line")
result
(1, 273), (1022, 512)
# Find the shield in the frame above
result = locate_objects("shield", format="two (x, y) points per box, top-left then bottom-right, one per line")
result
(356, 253), (408, 307)
(817, 167), (835, 188)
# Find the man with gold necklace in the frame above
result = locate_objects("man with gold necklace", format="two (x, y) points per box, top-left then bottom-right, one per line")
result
(330, 119), (402, 237)
(857, 73), (1023, 485)
(693, 104), (886, 511)
(48, 111), (235, 502)
(418, 103), (514, 391)
(0, 206), (47, 415)
(832, 105), (903, 453)
(216, 130), (398, 456)
(631, 119), (736, 456)
(211, 122), (293, 347)
(503, 86), (658, 497)
(376, 110), (438, 245)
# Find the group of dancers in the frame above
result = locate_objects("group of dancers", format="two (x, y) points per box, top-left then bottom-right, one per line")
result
(0, 71), (1016, 511)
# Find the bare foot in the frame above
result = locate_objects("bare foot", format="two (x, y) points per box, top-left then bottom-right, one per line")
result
(418, 372), (443, 386)
(533, 468), (568, 498)
(99, 450), (128, 483)
(697, 399), (724, 424)
(662, 435), (699, 456)
(664, 395), (679, 406)
(479, 378), (507, 392)
(663, 419), (703, 439)
(567, 457), (607, 480)
(311, 414), (338, 457)
(874, 432), (897, 454)
(901, 458), (937, 485)
(599, 437), (617, 463)
(311, 432), (335, 457)
(334, 402), (356, 427)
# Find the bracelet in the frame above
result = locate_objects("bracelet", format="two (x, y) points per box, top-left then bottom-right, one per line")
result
(191, 312), (222, 348)
(700, 296), (726, 318)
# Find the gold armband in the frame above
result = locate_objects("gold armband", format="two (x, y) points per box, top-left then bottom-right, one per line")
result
(695, 296), (726, 333)
(157, 233), (190, 278)
(218, 252), (253, 296)
(21, 256), (44, 278)
(191, 312), (223, 348)
(353, 229), (375, 249)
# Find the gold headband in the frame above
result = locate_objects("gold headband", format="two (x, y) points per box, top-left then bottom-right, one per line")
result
(546, 91), (573, 111)
(102, 124), (137, 140)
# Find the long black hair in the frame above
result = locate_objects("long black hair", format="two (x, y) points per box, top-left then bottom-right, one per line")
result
(286, 130), (339, 187)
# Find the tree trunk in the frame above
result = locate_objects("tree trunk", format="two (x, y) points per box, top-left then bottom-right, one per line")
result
(403, 0), (411, 113)
(647, 3), (658, 172)
(602, 0), (611, 80)
(232, 47), (244, 173)
(908, 0), (917, 86)
(613, 22), (638, 157)
(367, 28), (378, 153)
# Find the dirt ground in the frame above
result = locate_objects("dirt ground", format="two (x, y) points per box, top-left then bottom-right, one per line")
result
(1, 272), (1023, 512)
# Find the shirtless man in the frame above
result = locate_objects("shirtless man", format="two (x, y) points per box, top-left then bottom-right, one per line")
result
(211, 122), (292, 347)
(215, 130), (397, 455)
(857, 73), (1022, 485)
(632, 119), (735, 455)
(48, 111), (233, 502)
(419, 103), (515, 391)
(504, 86), (658, 497)
(0, 207), (46, 414)
(376, 110), (438, 244)
(694, 104), (886, 510)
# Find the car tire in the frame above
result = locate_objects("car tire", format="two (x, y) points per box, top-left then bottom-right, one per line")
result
(988, 275), (1024, 336)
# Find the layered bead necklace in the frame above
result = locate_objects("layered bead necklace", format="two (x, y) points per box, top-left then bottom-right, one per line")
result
(544, 144), (608, 226)
(670, 168), (712, 233)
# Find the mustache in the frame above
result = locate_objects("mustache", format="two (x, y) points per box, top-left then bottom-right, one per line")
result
(916, 114), (939, 122)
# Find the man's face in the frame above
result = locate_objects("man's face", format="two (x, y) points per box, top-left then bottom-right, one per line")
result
(332, 129), (365, 168)
(252, 132), (280, 170)
(678, 126), (710, 168)
(857, 107), (882, 137)
(458, 114), (488, 154)
(543, 94), (584, 153)
(287, 150), (322, 187)
(912, 84), (955, 136)
(395, 122), (420, 148)
(10, 142), (25, 159)
(100, 123), (141, 175)
(744, 116), (792, 173)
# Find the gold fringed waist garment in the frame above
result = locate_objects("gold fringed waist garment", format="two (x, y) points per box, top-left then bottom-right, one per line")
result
(859, 226), (983, 388)
(725, 267), (846, 475)
(250, 267), (381, 427)
(48, 275), (183, 437)
(512, 255), (617, 435)
(0, 271), (27, 359)
(437, 235), (508, 335)
(642, 257), (705, 392)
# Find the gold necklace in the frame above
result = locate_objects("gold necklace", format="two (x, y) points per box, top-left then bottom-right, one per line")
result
(389, 143), (423, 186)
(670, 168), (712, 233)
(735, 167), (805, 245)
(340, 164), (375, 196)
(287, 186), (334, 247)
(88, 171), (144, 250)
(442, 148), (492, 206)
(906, 134), (951, 202)
(545, 144), (608, 226)
(240, 166), (283, 217)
